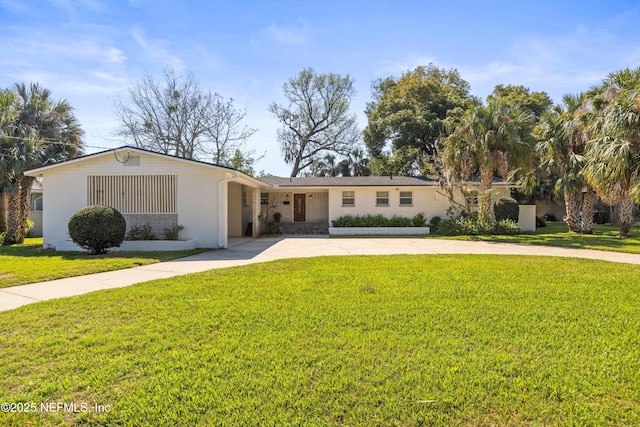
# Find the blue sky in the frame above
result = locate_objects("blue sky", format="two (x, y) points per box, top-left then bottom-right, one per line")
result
(1, 0), (639, 176)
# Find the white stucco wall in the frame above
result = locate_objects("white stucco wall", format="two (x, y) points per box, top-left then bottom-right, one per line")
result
(37, 151), (231, 251)
(518, 205), (537, 233)
(328, 187), (452, 222)
(326, 185), (514, 223)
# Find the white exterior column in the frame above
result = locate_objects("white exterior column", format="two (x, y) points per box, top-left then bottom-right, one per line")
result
(217, 175), (238, 248)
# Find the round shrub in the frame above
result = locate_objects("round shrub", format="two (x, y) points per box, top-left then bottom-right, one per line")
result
(429, 216), (442, 232)
(536, 216), (547, 228)
(494, 197), (519, 222)
(68, 205), (126, 254)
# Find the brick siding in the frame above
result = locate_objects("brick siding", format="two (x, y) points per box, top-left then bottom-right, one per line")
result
(260, 190), (328, 222)
(123, 213), (178, 239)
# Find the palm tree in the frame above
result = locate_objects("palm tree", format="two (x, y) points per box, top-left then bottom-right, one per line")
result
(349, 147), (371, 176)
(1, 133), (43, 244)
(0, 89), (19, 234)
(536, 94), (597, 233)
(335, 147), (371, 177)
(13, 83), (84, 160)
(584, 67), (640, 237)
(308, 153), (339, 177)
(0, 187), (6, 233)
(1, 83), (83, 244)
(443, 101), (535, 220)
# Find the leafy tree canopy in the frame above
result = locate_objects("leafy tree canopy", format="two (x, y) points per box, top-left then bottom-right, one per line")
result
(487, 84), (552, 119)
(364, 64), (475, 175)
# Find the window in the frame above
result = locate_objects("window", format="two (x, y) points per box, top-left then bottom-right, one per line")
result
(32, 196), (43, 211)
(376, 191), (389, 206)
(465, 191), (478, 211)
(261, 192), (269, 205)
(88, 175), (176, 214)
(342, 191), (355, 206)
(399, 191), (413, 206)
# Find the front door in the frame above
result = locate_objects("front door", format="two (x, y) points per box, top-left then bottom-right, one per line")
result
(294, 193), (306, 221)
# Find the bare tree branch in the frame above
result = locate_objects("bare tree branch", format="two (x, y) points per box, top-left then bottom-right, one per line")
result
(112, 66), (257, 168)
(269, 68), (360, 177)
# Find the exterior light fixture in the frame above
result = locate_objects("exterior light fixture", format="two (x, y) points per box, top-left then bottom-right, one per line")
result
(309, 194), (313, 200)
(286, 194), (289, 201)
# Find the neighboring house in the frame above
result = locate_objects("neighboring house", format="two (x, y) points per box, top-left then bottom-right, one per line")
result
(535, 199), (566, 222)
(28, 179), (43, 237)
(25, 146), (517, 251)
(1, 180), (43, 238)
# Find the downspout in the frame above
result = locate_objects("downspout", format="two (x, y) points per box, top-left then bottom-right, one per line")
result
(217, 174), (238, 248)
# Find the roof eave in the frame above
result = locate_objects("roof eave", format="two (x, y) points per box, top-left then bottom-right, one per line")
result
(24, 146), (267, 188)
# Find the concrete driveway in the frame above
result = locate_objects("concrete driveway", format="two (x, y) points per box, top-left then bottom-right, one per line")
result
(2, 236), (639, 312)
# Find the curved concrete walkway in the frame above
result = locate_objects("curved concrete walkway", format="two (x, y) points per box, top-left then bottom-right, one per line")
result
(2, 237), (639, 312)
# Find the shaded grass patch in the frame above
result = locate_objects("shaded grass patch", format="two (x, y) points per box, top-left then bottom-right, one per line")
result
(432, 222), (640, 254)
(0, 238), (208, 288)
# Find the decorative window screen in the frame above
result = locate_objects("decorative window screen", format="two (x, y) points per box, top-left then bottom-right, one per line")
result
(465, 191), (479, 211)
(88, 175), (177, 214)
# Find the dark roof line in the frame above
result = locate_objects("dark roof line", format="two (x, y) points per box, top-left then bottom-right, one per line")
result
(260, 175), (441, 187)
(43, 145), (240, 172)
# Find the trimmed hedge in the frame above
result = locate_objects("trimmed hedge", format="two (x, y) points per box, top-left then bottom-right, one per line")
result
(332, 214), (428, 228)
(68, 205), (126, 254)
(436, 217), (520, 236)
(494, 197), (520, 222)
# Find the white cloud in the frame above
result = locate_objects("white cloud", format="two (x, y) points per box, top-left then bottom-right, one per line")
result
(129, 27), (185, 72)
(263, 22), (310, 46)
(50, 38), (127, 64)
(458, 26), (640, 102)
(7, 69), (127, 96)
(131, 27), (147, 48)
(89, 71), (128, 84)
(251, 21), (311, 50)
(0, 31), (126, 66)
(368, 26), (640, 104)
(460, 62), (524, 83)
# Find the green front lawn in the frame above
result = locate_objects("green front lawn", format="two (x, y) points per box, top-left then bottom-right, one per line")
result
(1, 255), (638, 426)
(433, 222), (640, 254)
(0, 238), (208, 288)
